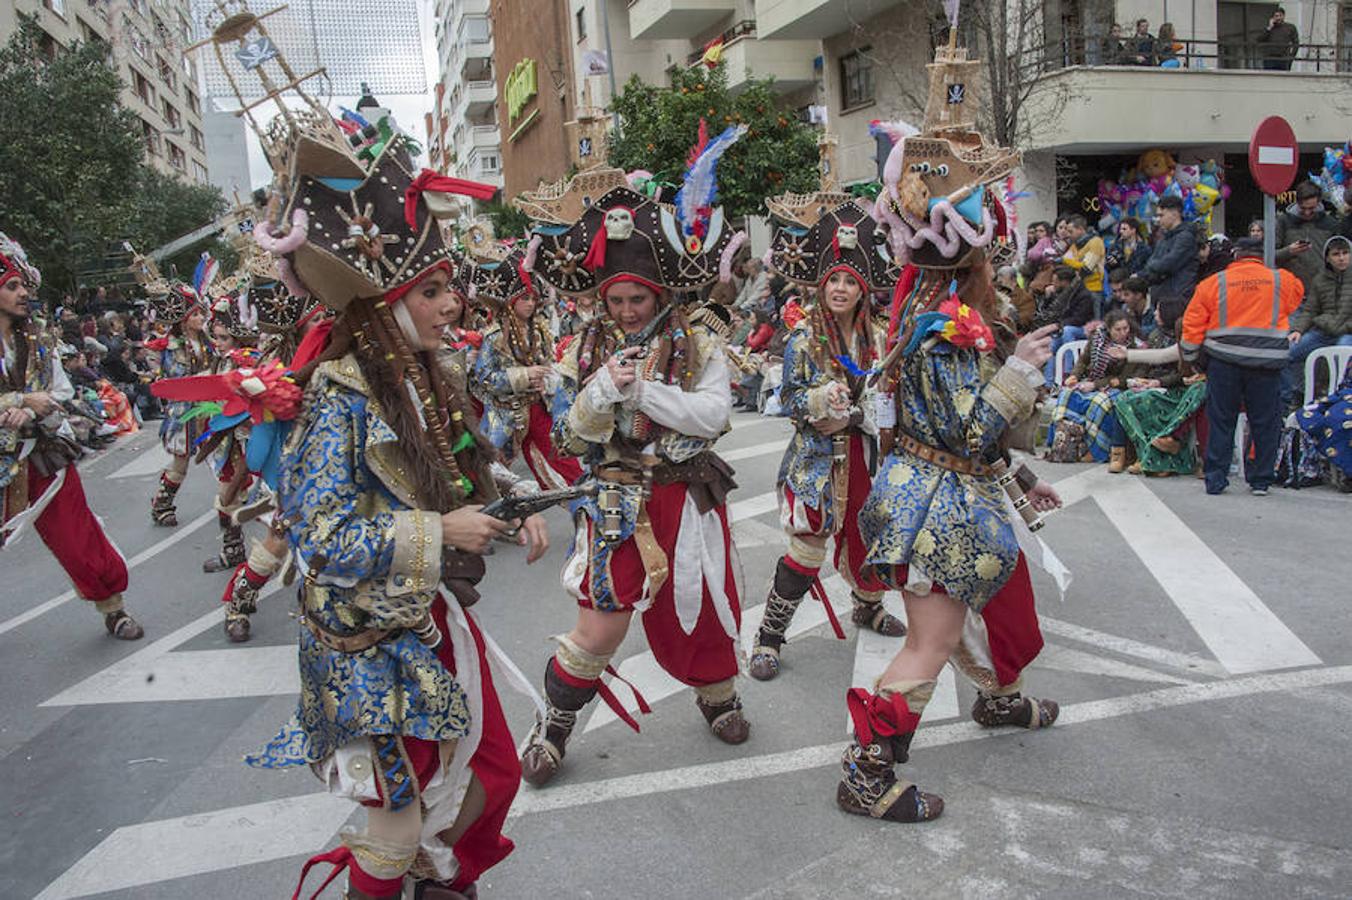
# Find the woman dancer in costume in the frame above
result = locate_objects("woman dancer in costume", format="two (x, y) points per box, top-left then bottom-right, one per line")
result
(749, 201), (906, 682)
(470, 243), (583, 489)
(235, 104), (546, 897)
(518, 141), (752, 786)
(147, 282), (213, 527)
(0, 232), (145, 639)
(830, 50), (1067, 823)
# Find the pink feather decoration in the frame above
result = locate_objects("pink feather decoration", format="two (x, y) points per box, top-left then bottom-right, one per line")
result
(718, 230), (748, 283)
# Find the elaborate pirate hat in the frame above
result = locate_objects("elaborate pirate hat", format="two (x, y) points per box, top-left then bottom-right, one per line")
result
(513, 166), (634, 227)
(209, 291), (260, 341)
(0, 232), (40, 289)
(468, 244), (535, 309)
(768, 200), (899, 292)
(148, 282), (205, 325)
(528, 123), (747, 298)
(277, 140), (494, 310)
(873, 36), (1021, 270)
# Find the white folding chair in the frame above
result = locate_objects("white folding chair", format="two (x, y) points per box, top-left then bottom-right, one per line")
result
(1053, 339), (1087, 386)
(1303, 345), (1352, 405)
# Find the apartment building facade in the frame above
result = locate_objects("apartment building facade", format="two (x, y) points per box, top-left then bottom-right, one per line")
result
(0, 0), (210, 183)
(428, 0), (505, 192)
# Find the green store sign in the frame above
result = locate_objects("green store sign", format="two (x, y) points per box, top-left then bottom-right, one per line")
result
(506, 58), (538, 122)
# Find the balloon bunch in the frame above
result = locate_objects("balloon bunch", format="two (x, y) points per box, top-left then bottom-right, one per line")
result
(1309, 141), (1352, 214)
(1095, 149), (1230, 237)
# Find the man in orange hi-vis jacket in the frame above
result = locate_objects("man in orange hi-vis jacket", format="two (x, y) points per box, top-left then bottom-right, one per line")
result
(1181, 237), (1305, 495)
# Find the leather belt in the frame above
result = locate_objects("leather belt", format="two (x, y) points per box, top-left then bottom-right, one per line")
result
(302, 612), (395, 654)
(894, 432), (992, 477)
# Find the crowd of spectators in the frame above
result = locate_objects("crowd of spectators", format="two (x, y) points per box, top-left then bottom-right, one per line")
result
(1097, 8), (1301, 70)
(1012, 177), (1352, 494)
(27, 302), (166, 452)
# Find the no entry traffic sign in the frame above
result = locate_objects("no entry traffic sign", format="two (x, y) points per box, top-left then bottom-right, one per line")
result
(1249, 116), (1300, 196)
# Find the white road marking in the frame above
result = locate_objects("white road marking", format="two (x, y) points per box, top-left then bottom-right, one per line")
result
(720, 439), (788, 463)
(108, 441), (172, 479)
(0, 509), (218, 638)
(1092, 475), (1321, 675)
(727, 489), (778, 523)
(586, 575), (855, 733)
(43, 665), (1349, 900)
(32, 793), (355, 900)
(851, 627), (960, 724)
(730, 518), (788, 549)
(513, 664), (1352, 818)
(1038, 616), (1228, 679)
(1033, 644), (1198, 686)
(728, 414), (788, 432)
(41, 580), (287, 707)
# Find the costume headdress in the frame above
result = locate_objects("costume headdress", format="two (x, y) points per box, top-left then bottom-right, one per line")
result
(526, 124), (748, 299)
(148, 282), (205, 325)
(0, 232), (41, 289)
(767, 200), (899, 292)
(872, 31), (1020, 271)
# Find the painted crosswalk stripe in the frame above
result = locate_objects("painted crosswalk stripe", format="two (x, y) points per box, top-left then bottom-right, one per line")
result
(1092, 475), (1320, 675)
(108, 441), (173, 479)
(32, 793), (356, 900)
(720, 438), (789, 463)
(0, 508), (217, 638)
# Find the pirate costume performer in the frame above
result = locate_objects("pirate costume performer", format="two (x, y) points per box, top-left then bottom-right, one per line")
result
(835, 34), (1067, 824)
(188, 8), (545, 896)
(209, 257), (327, 643)
(749, 199), (907, 682)
(518, 132), (752, 787)
(195, 285), (263, 575)
(468, 237), (583, 491)
(147, 281), (214, 527)
(0, 232), (144, 639)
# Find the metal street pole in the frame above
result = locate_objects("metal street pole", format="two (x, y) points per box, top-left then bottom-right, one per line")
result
(599, 0), (621, 136)
(1264, 193), (1276, 268)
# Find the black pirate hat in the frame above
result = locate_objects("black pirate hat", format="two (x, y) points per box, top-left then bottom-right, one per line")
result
(768, 200), (899, 292)
(530, 187), (738, 298)
(148, 282), (204, 325)
(468, 244), (535, 310)
(280, 141), (495, 311)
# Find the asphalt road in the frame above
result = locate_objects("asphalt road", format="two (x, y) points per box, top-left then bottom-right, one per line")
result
(3, 411), (1350, 900)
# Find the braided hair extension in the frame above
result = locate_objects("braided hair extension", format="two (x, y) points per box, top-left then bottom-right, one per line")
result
(500, 298), (550, 368)
(806, 286), (876, 395)
(296, 297), (495, 514)
(1, 314), (38, 392)
(573, 293), (696, 392)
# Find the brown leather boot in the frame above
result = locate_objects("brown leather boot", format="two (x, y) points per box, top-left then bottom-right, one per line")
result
(203, 515), (247, 573)
(836, 733), (943, 823)
(1108, 446), (1127, 473)
(520, 660), (597, 787)
(344, 884), (403, 900)
(224, 604), (251, 643)
(748, 558), (814, 681)
(696, 693), (750, 744)
(412, 880), (478, 899)
(150, 474), (180, 527)
(971, 691), (1059, 729)
(104, 609), (145, 641)
(850, 594), (906, 637)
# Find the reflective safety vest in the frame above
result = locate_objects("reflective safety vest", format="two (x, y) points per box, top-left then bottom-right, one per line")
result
(1181, 259), (1304, 370)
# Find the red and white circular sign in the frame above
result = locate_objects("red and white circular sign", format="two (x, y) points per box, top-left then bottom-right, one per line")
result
(1249, 116), (1300, 196)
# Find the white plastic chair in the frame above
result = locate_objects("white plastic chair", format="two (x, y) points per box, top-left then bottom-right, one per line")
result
(1053, 339), (1087, 386)
(1303, 345), (1352, 405)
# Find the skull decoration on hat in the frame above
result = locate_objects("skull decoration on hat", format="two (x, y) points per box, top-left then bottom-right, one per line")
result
(768, 199), (900, 293)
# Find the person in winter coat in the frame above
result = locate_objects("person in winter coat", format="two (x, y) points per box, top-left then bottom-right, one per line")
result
(1141, 196), (1198, 306)
(1196, 232), (1234, 282)
(1257, 6), (1300, 71)
(1275, 181), (1338, 294)
(1040, 266), (1097, 385)
(1283, 234), (1352, 405)
(1105, 217), (1152, 279)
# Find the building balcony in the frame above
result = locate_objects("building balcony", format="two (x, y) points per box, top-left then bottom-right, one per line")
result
(754, 0), (903, 40)
(468, 123), (501, 151)
(685, 21), (816, 93)
(628, 0), (735, 40)
(458, 34), (493, 80)
(463, 80), (496, 116)
(1020, 61), (1352, 153)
